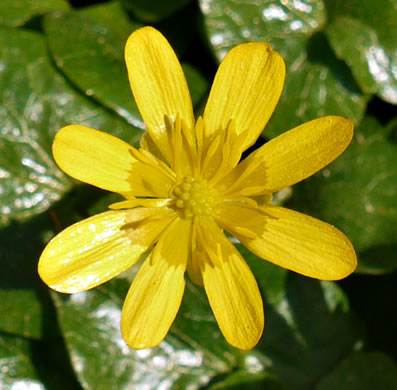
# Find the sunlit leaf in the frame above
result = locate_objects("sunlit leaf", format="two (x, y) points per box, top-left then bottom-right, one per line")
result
(0, 27), (141, 228)
(53, 278), (236, 390)
(325, 0), (397, 104)
(44, 11), (208, 129)
(51, 243), (362, 390)
(199, 0), (368, 137)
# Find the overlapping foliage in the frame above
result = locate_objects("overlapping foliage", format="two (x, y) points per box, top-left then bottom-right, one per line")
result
(1, 0), (396, 389)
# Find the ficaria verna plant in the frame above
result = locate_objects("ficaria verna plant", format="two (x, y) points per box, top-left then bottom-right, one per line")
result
(38, 26), (357, 350)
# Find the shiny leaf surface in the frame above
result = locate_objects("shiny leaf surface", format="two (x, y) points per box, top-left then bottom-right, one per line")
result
(52, 243), (362, 390)
(1, 1), (396, 388)
(199, 0), (368, 137)
(325, 0), (397, 104)
(44, 10), (144, 129)
(0, 27), (141, 228)
(289, 116), (397, 273)
(239, 242), (360, 390)
(54, 278), (235, 390)
(44, 10), (208, 129)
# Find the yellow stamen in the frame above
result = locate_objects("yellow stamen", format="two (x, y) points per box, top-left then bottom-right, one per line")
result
(172, 176), (217, 218)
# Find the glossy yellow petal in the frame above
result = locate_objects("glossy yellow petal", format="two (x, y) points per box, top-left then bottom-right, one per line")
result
(187, 220), (204, 286)
(219, 116), (354, 195)
(39, 209), (175, 293)
(109, 198), (171, 209)
(53, 125), (175, 197)
(53, 125), (134, 193)
(203, 42), (285, 152)
(125, 27), (194, 162)
(197, 218), (264, 350)
(217, 204), (357, 280)
(186, 258), (203, 286)
(121, 218), (191, 349)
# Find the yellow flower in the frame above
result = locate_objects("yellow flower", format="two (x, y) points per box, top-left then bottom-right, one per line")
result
(38, 27), (357, 350)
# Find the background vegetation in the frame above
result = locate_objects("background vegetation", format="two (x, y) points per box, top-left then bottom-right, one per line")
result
(1, 0), (396, 388)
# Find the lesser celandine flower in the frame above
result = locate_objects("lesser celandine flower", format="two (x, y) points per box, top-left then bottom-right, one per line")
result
(39, 26), (357, 350)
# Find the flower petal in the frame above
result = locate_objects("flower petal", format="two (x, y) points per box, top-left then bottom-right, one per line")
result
(216, 203), (357, 280)
(121, 217), (191, 349)
(187, 220), (204, 286)
(39, 209), (175, 293)
(218, 116), (354, 195)
(203, 42), (285, 152)
(53, 125), (175, 197)
(125, 27), (194, 161)
(197, 218), (264, 350)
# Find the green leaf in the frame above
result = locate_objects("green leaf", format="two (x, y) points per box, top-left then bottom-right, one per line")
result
(50, 244), (284, 389)
(0, 334), (44, 388)
(0, 187), (125, 340)
(288, 116), (397, 274)
(209, 371), (282, 390)
(239, 243), (361, 389)
(53, 278), (236, 390)
(258, 275), (361, 390)
(0, 206), (68, 339)
(44, 11), (208, 129)
(325, 0), (397, 104)
(0, 0), (69, 27)
(51, 237), (361, 389)
(78, 1), (142, 42)
(122, 0), (192, 22)
(0, 288), (49, 339)
(316, 352), (397, 390)
(237, 243), (288, 306)
(199, 0), (368, 137)
(0, 332), (83, 389)
(44, 11), (144, 129)
(0, 27), (141, 228)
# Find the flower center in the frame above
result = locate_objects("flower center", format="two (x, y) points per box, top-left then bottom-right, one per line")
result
(172, 176), (216, 218)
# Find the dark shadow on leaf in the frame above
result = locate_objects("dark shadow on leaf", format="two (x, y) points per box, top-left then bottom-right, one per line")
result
(30, 290), (83, 390)
(0, 184), (106, 289)
(203, 371), (283, 390)
(340, 271), (397, 361)
(359, 244), (397, 274)
(307, 32), (363, 96)
(257, 273), (363, 389)
(0, 216), (50, 289)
